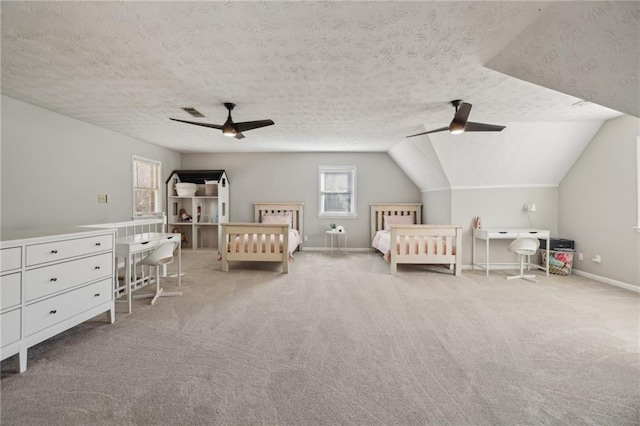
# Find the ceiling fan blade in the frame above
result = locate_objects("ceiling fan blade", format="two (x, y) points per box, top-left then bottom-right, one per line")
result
(464, 122), (506, 132)
(234, 132), (245, 140)
(406, 126), (450, 138)
(234, 119), (275, 133)
(169, 118), (223, 130)
(450, 102), (472, 132)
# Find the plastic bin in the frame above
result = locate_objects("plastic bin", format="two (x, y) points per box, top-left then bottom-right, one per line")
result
(541, 249), (574, 276)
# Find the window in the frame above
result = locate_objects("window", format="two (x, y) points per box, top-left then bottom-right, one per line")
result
(319, 166), (356, 218)
(132, 156), (161, 217)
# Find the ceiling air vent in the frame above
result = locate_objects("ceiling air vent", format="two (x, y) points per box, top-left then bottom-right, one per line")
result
(181, 107), (205, 118)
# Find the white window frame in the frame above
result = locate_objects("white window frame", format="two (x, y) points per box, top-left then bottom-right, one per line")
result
(132, 155), (162, 218)
(318, 165), (357, 218)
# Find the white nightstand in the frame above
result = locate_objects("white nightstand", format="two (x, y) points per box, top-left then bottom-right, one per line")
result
(325, 229), (347, 255)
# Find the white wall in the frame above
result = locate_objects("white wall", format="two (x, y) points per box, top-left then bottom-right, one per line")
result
(1, 96), (181, 230)
(180, 152), (421, 249)
(559, 115), (640, 288)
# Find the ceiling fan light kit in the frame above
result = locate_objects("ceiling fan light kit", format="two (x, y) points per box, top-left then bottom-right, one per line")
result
(170, 102), (274, 140)
(449, 124), (465, 134)
(406, 99), (506, 138)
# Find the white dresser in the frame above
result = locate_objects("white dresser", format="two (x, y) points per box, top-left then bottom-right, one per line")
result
(1, 227), (116, 373)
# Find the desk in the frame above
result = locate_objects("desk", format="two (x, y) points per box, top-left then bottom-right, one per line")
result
(325, 230), (347, 255)
(115, 232), (181, 313)
(473, 228), (550, 277)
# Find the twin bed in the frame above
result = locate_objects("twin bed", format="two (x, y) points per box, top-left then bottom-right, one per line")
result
(220, 201), (462, 276)
(370, 203), (462, 276)
(221, 203), (303, 273)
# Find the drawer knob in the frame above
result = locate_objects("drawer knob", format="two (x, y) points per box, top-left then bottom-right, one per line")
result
(94, 266), (101, 270)
(50, 310), (57, 314)
(50, 277), (58, 282)
(94, 293), (101, 297)
(51, 250), (58, 254)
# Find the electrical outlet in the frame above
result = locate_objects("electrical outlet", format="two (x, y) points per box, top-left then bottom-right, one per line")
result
(98, 194), (107, 203)
(578, 252), (583, 261)
(304, 235), (308, 241)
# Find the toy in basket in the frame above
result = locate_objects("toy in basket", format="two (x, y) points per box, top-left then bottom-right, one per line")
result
(542, 250), (574, 275)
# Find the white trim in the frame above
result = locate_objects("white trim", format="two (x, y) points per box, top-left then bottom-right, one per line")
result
(447, 184), (559, 191)
(573, 269), (639, 293)
(420, 187), (452, 193)
(421, 184), (559, 192)
(456, 264), (638, 292)
(303, 246), (371, 252)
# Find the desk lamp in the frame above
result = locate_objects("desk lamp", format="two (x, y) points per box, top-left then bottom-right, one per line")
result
(523, 203), (536, 227)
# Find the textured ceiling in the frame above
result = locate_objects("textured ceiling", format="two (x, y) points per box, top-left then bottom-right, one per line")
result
(1, 1), (635, 190)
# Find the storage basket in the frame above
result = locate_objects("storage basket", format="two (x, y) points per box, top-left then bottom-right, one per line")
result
(175, 182), (197, 197)
(541, 249), (574, 276)
(204, 181), (218, 196)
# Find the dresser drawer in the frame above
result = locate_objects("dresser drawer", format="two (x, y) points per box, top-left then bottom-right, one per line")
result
(25, 253), (112, 301)
(24, 278), (112, 336)
(1, 308), (21, 348)
(1, 247), (22, 272)
(1, 272), (22, 310)
(26, 234), (113, 266)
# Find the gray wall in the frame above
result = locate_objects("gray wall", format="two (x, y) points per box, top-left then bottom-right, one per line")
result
(180, 152), (421, 249)
(422, 186), (559, 266)
(422, 189), (451, 225)
(452, 187), (558, 266)
(559, 115), (640, 287)
(1, 96), (181, 230)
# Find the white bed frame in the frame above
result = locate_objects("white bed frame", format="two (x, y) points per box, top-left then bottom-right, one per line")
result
(221, 203), (304, 273)
(370, 203), (462, 276)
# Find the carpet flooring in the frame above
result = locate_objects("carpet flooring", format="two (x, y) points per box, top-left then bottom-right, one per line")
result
(1, 250), (639, 425)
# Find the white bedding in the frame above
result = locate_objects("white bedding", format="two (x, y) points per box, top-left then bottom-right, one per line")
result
(372, 230), (392, 260)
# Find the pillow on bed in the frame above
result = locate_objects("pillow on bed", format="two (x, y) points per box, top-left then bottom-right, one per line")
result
(262, 212), (293, 227)
(383, 214), (414, 230)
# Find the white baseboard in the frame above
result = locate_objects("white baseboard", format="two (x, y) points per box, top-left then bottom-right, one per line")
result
(303, 246), (372, 253)
(297, 253), (640, 293)
(572, 269), (639, 293)
(465, 264), (639, 292)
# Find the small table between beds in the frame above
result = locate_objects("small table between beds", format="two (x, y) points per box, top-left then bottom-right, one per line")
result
(325, 230), (347, 255)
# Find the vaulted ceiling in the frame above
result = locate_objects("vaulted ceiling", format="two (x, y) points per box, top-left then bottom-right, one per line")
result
(1, 1), (636, 191)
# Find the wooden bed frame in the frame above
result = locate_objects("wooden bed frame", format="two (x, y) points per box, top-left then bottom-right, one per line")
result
(221, 203), (304, 273)
(370, 203), (462, 276)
